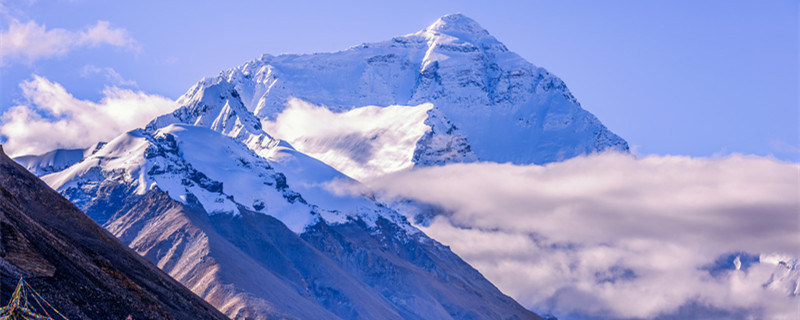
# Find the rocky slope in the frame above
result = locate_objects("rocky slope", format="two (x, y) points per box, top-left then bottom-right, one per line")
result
(0, 145), (228, 320)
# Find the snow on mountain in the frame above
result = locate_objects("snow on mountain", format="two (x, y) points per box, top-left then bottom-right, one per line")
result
(146, 81), (280, 158)
(35, 123), (539, 319)
(41, 124), (393, 231)
(166, 13), (627, 179)
(761, 253), (800, 296)
(8, 13), (638, 319)
(13, 141), (105, 176)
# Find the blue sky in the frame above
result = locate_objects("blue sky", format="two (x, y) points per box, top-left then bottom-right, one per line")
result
(1, 0), (798, 160)
(1, 2), (798, 318)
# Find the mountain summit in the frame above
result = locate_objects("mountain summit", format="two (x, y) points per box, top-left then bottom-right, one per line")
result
(422, 13), (493, 40)
(153, 13), (628, 179)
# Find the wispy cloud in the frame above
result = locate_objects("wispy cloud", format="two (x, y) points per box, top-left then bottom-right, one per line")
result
(340, 153), (800, 319)
(0, 19), (140, 65)
(770, 139), (800, 158)
(81, 65), (137, 87)
(0, 75), (176, 157)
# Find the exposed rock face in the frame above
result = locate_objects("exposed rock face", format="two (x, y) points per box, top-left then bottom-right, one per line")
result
(102, 189), (541, 320)
(0, 146), (228, 320)
(104, 190), (345, 320)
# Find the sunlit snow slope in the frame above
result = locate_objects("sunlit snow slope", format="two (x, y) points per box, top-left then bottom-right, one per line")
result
(161, 13), (627, 179)
(32, 123), (540, 320)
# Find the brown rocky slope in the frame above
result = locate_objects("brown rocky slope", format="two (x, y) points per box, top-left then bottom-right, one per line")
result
(0, 145), (229, 320)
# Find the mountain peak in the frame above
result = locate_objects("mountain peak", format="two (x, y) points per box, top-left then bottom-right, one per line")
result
(424, 13), (490, 38)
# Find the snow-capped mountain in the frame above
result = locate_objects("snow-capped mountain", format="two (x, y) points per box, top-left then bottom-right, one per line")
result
(32, 123), (541, 319)
(161, 13), (628, 179)
(8, 13), (636, 320)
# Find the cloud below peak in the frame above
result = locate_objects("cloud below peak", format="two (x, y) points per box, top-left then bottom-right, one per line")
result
(364, 154), (799, 254)
(346, 153), (800, 319)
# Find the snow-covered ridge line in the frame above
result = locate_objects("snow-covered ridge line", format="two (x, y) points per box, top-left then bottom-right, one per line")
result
(14, 141), (106, 176)
(40, 124), (413, 233)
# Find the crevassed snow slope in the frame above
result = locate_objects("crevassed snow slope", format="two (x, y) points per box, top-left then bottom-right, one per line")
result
(176, 13), (627, 177)
(146, 81), (280, 158)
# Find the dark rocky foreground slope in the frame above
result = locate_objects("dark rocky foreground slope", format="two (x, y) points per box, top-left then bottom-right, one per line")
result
(0, 145), (228, 320)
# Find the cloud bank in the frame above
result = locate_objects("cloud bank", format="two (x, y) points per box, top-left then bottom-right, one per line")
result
(346, 153), (800, 319)
(0, 75), (176, 157)
(0, 19), (139, 65)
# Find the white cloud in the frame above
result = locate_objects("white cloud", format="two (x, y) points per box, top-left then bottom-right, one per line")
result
(262, 99), (434, 180)
(0, 75), (176, 157)
(78, 21), (137, 49)
(81, 65), (137, 87)
(0, 19), (139, 65)
(344, 153), (800, 319)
